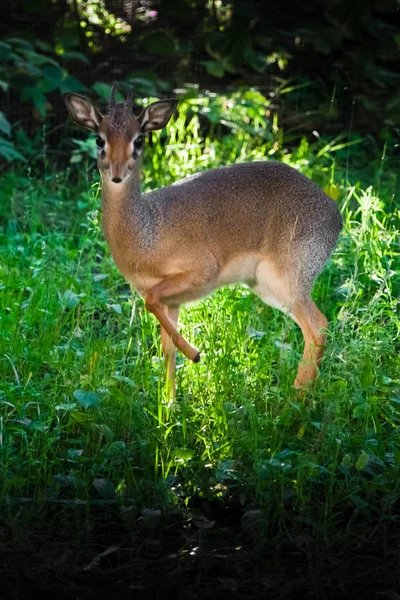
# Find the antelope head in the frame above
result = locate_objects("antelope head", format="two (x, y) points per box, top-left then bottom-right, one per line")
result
(63, 83), (177, 184)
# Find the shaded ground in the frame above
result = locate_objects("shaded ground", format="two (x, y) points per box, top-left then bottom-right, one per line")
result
(2, 497), (400, 599)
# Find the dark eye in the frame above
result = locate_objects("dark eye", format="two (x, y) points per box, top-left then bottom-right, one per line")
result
(134, 135), (143, 149)
(96, 136), (105, 148)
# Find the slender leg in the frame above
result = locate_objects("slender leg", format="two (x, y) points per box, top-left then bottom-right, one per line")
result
(145, 270), (216, 362)
(251, 259), (328, 389)
(160, 305), (180, 399)
(291, 300), (328, 389)
(146, 299), (199, 363)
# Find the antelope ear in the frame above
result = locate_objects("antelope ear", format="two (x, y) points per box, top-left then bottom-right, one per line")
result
(138, 99), (178, 132)
(63, 93), (103, 131)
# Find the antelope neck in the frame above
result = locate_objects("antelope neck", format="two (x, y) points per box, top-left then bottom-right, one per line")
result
(100, 171), (155, 255)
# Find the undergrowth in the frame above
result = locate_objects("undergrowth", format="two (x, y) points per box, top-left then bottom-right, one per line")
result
(0, 90), (399, 548)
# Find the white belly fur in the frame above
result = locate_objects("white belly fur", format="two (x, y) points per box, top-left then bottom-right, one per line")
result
(216, 253), (262, 286)
(128, 253), (277, 306)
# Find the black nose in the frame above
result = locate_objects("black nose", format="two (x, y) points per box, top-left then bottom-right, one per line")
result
(112, 177), (122, 183)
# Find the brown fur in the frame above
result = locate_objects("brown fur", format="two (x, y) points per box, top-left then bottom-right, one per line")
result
(63, 93), (342, 394)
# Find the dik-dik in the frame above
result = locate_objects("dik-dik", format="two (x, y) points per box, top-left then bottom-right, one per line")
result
(63, 85), (342, 396)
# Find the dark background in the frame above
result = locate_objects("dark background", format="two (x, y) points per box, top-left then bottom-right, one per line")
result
(0, 0), (399, 166)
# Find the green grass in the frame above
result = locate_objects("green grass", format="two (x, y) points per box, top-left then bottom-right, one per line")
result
(1, 92), (400, 568)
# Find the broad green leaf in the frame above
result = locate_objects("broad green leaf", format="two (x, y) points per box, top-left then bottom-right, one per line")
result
(59, 75), (87, 94)
(69, 411), (93, 424)
(19, 49), (59, 67)
(62, 50), (90, 64)
(93, 273), (108, 282)
(0, 138), (26, 162)
(108, 303), (122, 314)
(18, 61), (43, 78)
(0, 112), (11, 136)
(73, 389), (100, 408)
(355, 452), (369, 472)
(68, 449), (83, 460)
(216, 459), (237, 481)
(297, 425), (306, 439)
(174, 448), (194, 460)
(35, 40), (52, 53)
(248, 327), (266, 340)
(93, 478), (115, 499)
(360, 360), (374, 388)
(55, 402), (78, 411)
(36, 78), (59, 94)
(113, 374), (135, 387)
(350, 494), (369, 511)
(5, 477), (27, 489)
(42, 65), (64, 87)
(61, 289), (80, 309)
(0, 41), (11, 51)
(32, 92), (47, 117)
(106, 441), (126, 457)
(7, 38), (34, 50)
(141, 508), (161, 528)
(202, 60), (225, 78)
(341, 454), (353, 468)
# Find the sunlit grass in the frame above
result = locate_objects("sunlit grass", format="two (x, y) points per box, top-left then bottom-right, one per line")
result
(0, 92), (399, 539)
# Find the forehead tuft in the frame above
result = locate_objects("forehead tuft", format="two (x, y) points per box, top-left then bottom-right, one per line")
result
(102, 103), (139, 138)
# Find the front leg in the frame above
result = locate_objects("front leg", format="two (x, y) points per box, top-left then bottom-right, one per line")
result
(161, 305), (180, 399)
(145, 273), (206, 362)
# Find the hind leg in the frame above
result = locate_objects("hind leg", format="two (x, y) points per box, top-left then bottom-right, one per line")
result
(251, 259), (328, 389)
(290, 299), (328, 388)
(160, 305), (180, 399)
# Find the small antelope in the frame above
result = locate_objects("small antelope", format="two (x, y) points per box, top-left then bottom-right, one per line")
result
(63, 84), (342, 395)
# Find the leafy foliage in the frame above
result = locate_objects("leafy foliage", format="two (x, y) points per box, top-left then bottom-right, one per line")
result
(0, 37), (88, 161)
(0, 95), (399, 534)
(0, 0), (399, 166)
